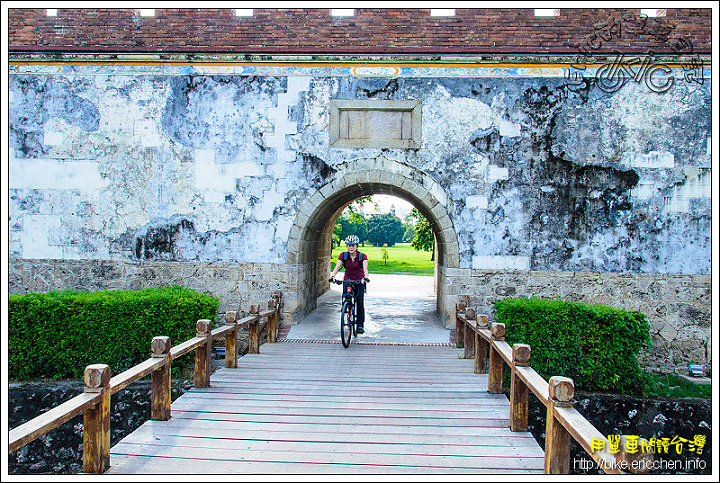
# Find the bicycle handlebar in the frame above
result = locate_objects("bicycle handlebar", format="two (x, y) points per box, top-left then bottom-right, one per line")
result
(329, 278), (369, 285)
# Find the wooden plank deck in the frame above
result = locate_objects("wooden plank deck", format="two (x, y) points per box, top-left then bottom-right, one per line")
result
(107, 342), (544, 474)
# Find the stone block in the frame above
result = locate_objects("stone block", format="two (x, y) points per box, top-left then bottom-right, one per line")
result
(318, 183), (335, 199)
(472, 255), (504, 270)
(304, 191), (325, 213)
(658, 322), (679, 342)
(384, 172), (404, 190)
(465, 195), (488, 209)
(443, 251), (460, 268)
(342, 171), (360, 186)
(624, 150), (675, 168)
(377, 169), (395, 185)
(487, 165), (509, 182)
(330, 175), (349, 192)
(358, 170), (373, 184)
(43, 130), (63, 146)
(395, 174), (415, 192)
(293, 210), (310, 229)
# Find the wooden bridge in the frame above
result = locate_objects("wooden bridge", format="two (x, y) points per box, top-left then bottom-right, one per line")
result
(10, 291), (650, 475)
(107, 342), (543, 474)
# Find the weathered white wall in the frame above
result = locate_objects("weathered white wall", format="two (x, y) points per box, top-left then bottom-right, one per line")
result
(9, 71), (712, 272)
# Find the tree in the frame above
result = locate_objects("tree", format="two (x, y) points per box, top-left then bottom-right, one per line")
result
(402, 222), (416, 243)
(334, 196), (374, 246)
(336, 212), (368, 246)
(367, 213), (404, 247)
(410, 208), (435, 260)
(347, 212), (368, 246)
(332, 222), (342, 247)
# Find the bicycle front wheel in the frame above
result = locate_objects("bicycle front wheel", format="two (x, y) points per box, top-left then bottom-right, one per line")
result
(353, 301), (358, 336)
(341, 301), (353, 348)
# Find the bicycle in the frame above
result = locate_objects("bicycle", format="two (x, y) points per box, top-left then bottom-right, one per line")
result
(330, 278), (367, 348)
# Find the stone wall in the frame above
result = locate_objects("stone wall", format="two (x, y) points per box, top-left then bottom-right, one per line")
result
(9, 258), (710, 372)
(8, 58), (712, 374)
(8, 258), (298, 320)
(9, 70), (711, 274)
(442, 268), (711, 373)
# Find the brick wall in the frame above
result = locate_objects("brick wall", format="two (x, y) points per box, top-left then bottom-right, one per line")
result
(8, 8), (711, 54)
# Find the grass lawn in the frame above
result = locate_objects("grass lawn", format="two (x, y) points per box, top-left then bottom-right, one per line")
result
(331, 243), (435, 276)
(642, 373), (712, 399)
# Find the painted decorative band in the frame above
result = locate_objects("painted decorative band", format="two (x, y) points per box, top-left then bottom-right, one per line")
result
(8, 62), (712, 80)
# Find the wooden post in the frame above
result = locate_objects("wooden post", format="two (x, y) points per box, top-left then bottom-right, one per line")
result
(455, 300), (466, 349)
(474, 314), (489, 374)
(544, 376), (574, 474)
(224, 311), (238, 368)
(509, 343), (531, 432)
(248, 304), (260, 354)
(464, 308), (476, 359)
(474, 331), (487, 374)
(272, 291), (282, 341)
(82, 364), (111, 474)
(267, 299), (278, 343)
(150, 336), (172, 421)
(273, 290), (282, 319)
(616, 435), (654, 474)
(194, 319), (212, 388)
(487, 323), (505, 394)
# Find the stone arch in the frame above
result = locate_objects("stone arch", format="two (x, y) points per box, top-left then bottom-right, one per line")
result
(286, 156), (459, 326)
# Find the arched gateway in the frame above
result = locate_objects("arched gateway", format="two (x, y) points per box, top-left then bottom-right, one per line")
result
(286, 156), (459, 325)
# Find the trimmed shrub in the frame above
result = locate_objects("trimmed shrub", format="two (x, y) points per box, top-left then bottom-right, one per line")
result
(494, 297), (651, 395)
(9, 286), (219, 381)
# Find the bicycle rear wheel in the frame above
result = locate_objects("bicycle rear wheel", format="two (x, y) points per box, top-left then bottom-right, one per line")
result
(341, 301), (353, 348)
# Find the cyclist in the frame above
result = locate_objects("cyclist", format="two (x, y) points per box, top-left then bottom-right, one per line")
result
(329, 235), (369, 334)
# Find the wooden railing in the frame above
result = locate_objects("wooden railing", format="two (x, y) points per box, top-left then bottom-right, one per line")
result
(455, 296), (654, 475)
(9, 290), (282, 473)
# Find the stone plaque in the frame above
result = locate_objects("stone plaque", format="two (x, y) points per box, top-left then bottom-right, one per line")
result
(329, 100), (422, 148)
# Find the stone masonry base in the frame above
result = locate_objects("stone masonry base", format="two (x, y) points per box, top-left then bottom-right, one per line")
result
(9, 258), (711, 374)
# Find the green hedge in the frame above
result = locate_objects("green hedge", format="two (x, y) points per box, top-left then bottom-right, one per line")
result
(9, 286), (219, 381)
(494, 297), (651, 395)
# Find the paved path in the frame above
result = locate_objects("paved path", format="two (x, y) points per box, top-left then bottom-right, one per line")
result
(286, 274), (452, 345)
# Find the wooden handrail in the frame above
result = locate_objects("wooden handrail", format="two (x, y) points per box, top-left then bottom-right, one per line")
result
(553, 405), (619, 470)
(258, 308), (275, 319)
(210, 324), (236, 338)
(170, 335), (207, 361)
(455, 301), (651, 475)
(110, 357), (167, 394)
(236, 314), (260, 326)
(8, 392), (102, 454)
(9, 290), (282, 474)
(515, 365), (550, 405)
(493, 339), (513, 366)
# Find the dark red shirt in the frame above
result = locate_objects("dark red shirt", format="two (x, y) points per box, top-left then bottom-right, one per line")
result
(340, 252), (367, 281)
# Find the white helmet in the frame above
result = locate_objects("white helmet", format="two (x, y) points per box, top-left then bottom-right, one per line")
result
(345, 235), (360, 245)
